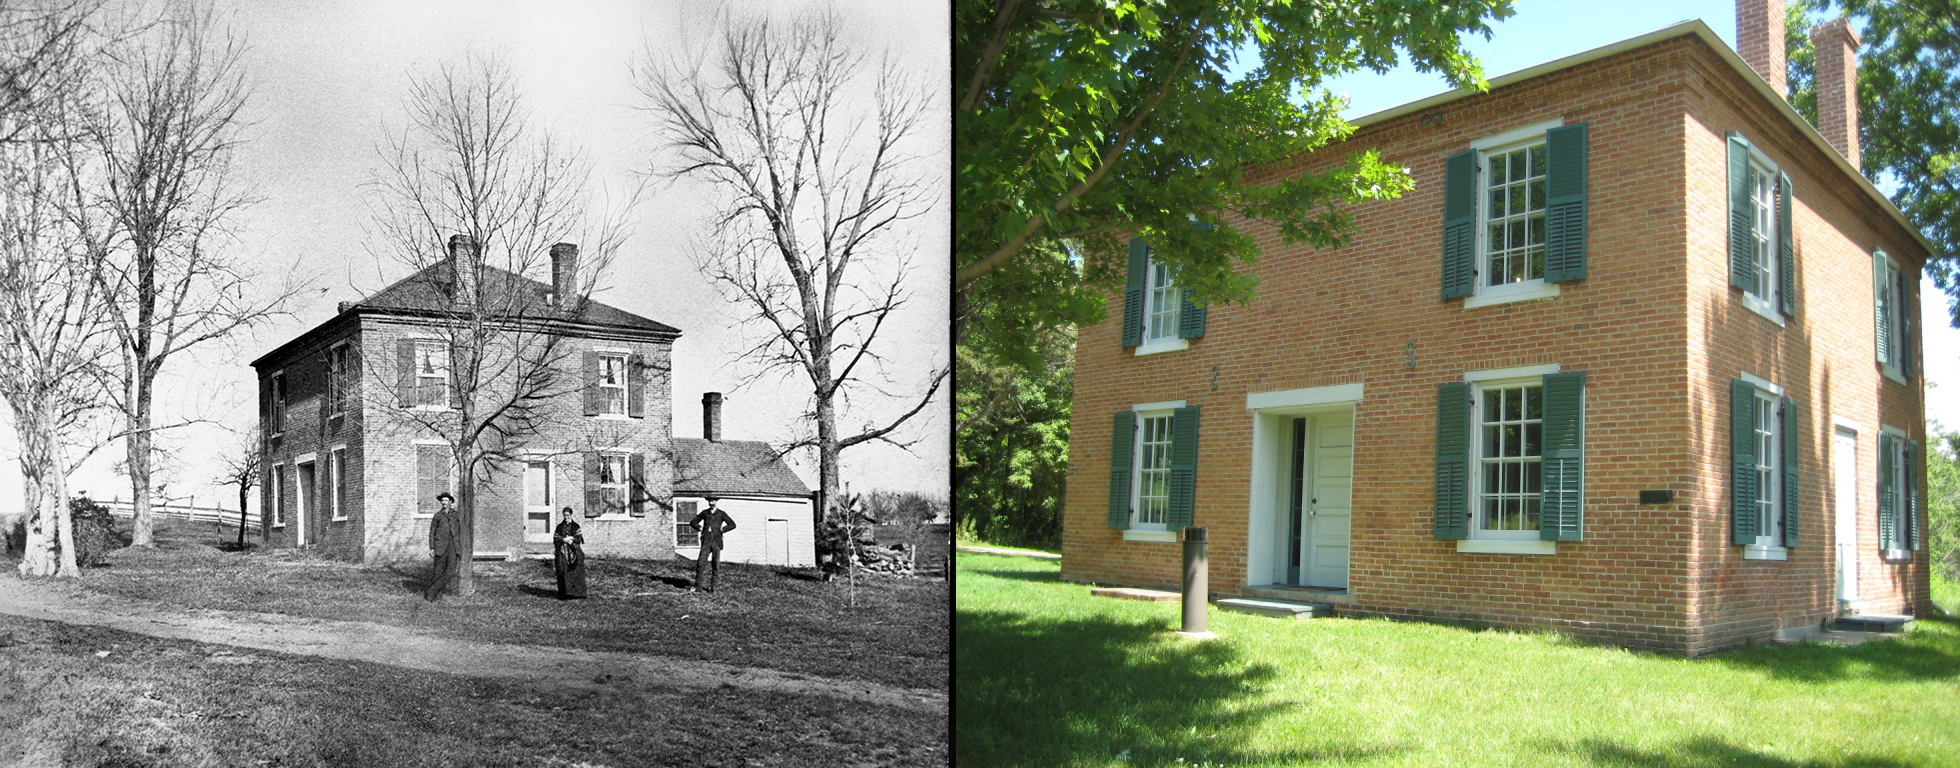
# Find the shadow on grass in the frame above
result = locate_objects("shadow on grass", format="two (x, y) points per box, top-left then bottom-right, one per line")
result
(1705, 616), (1960, 682)
(1552, 736), (1913, 767)
(956, 608), (1401, 767)
(967, 568), (1061, 583)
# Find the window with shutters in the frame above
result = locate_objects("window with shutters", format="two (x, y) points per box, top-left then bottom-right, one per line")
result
(327, 343), (350, 418)
(1131, 411), (1174, 530)
(1751, 390), (1784, 548)
(1481, 140), (1548, 291)
(1473, 380), (1544, 542)
(1727, 134), (1794, 323)
(675, 499), (701, 547)
(1450, 118), (1587, 309)
(270, 464), (287, 528)
(413, 340), (450, 409)
(1741, 155), (1782, 318)
(1878, 429), (1916, 557)
(1730, 376), (1796, 560)
(597, 452), (630, 516)
(269, 372), (287, 436)
(414, 442), (453, 519)
(597, 352), (629, 415)
(1875, 252), (1910, 383)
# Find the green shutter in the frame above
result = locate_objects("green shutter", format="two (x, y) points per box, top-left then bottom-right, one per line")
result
(1107, 411), (1135, 529)
(1728, 133), (1755, 294)
(1434, 382), (1471, 540)
(1544, 123), (1589, 283)
(1781, 395), (1799, 547)
(1777, 171), (1795, 317)
(1167, 407), (1200, 531)
(1874, 252), (1891, 367)
(1901, 272), (1916, 378)
(1441, 150), (1476, 299)
(1878, 433), (1896, 549)
(1730, 379), (1759, 546)
(1121, 238), (1147, 348)
(1539, 371), (1585, 541)
(1177, 289), (1207, 339)
(1904, 440), (1920, 550)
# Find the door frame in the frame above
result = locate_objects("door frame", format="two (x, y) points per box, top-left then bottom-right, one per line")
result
(293, 454), (316, 548)
(523, 455), (557, 545)
(1244, 383), (1363, 590)
(1831, 420), (1860, 607)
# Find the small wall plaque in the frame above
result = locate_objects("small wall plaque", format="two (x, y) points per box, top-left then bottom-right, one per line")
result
(1639, 489), (1674, 505)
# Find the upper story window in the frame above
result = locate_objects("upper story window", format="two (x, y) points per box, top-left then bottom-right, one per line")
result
(1119, 237), (1206, 354)
(269, 372), (287, 436)
(598, 353), (628, 415)
(413, 340), (450, 409)
(1874, 251), (1913, 382)
(1442, 120), (1589, 308)
(1144, 260), (1179, 344)
(327, 343), (350, 418)
(1727, 133), (1794, 322)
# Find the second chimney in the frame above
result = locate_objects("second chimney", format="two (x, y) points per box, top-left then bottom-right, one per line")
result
(703, 392), (723, 442)
(1737, 0), (1787, 96)
(1810, 19), (1861, 170)
(550, 242), (578, 306)
(448, 234), (477, 305)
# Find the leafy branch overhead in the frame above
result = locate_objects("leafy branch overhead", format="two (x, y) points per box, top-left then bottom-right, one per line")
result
(956, 0), (1514, 360)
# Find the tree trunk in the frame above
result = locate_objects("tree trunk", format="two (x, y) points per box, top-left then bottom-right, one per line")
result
(455, 444), (476, 597)
(236, 482), (248, 547)
(15, 396), (78, 577)
(126, 373), (155, 547)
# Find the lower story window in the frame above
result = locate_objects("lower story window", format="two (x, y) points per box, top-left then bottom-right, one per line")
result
(1131, 412), (1172, 528)
(675, 499), (701, 546)
(598, 453), (629, 515)
(1754, 393), (1782, 546)
(1475, 381), (1543, 539)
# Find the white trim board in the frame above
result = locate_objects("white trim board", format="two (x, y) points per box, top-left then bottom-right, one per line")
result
(1245, 383), (1363, 411)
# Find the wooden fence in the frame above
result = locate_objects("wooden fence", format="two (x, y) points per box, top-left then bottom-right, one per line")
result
(99, 500), (260, 532)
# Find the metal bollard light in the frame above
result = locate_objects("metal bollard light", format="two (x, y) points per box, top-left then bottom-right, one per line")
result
(1181, 526), (1208, 634)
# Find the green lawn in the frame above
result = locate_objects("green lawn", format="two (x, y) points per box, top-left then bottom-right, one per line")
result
(957, 552), (1960, 767)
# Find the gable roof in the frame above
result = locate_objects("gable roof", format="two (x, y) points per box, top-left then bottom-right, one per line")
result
(1350, 19), (1936, 259)
(672, 437), (811, 498)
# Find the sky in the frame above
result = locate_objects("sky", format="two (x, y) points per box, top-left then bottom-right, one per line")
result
(1269, 0), (1960, 432)
(0, 0), (949, 511)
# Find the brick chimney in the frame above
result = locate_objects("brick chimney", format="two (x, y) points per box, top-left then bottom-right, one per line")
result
(447, 234), (477, 305)
(550, 242), (578, 306)
(703, 392), (722, 442)
(1810, 18), (1861, 170)
(1737, 0), (1787, 96)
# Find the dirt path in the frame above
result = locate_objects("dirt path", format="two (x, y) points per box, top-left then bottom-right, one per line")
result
(0, 576), (946, 714)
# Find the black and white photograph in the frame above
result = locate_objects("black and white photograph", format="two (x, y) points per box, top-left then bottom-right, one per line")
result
(0, 0), (949, 764)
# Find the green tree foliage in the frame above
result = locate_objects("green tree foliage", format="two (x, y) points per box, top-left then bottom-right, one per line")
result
(1927, 426), (1959, 584)
(955, 0), (1514, 362)
(1786, 0), (1960, 324)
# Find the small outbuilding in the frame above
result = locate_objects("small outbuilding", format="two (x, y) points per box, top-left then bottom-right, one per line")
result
(670, 393), (817, 568)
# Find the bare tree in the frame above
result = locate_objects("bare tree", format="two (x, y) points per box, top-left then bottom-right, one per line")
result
(213, 424), (257, 547)
(636, 10), (947, 535)
(364, 53), (639, 596)
(79, 1), (297, 548)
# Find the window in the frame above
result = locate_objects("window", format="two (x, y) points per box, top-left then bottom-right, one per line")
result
(597, 453), (629, 516)
(1727, 133), (1793, 321)
(1481, 140), (1549, 290)
(1131, 412), (1173, 529)
(1752, 391), (1783, 546)
(413, 340), (449, 408)
(1744, 158), (1781, 311)
(269, 373), (287, 436)
(1443, 120), (1589, 306)
(327, 343), (350, 417)
(675, 499), (700, 547)
(1875, 252), (1911, 380)
(598, 353), (628, 415)
(1119, 237), (1205, 352)
(1729, 377), (1797, 558)
(270, 465), (287, 528)
(329, 447), (347, 521)
(1144, 260), (1179, 345)
(1878, 432), (1918, 556)
(415, 443), (452, 518)
(1473, 382), (1544, 540)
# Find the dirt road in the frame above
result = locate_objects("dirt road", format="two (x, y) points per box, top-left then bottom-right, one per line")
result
(0, 575), (946, 714)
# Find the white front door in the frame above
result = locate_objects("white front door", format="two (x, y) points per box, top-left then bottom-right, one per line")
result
(1833, 427), (1859, 605)
(1292, 414), (1353, 589)
(524, 459), (554, 544)
(766, 518), (789, 565)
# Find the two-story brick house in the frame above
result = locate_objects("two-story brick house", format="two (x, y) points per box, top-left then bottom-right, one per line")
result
(251, 237), (686, 562)
(1062, 5), (1933, 655)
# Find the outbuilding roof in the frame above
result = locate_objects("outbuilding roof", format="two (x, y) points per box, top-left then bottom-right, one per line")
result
(672, 437), (811, 498)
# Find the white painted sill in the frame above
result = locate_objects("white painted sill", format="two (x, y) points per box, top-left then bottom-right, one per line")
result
(593, 413), (633, 421)
(1738, 292), (1787, 327)
(591, 514), (635, 522)
(1133, 339), (1190, 357)
(1123, 530), (1178, 542)
(1882, 549), (1912, 562)
(330, 515), (348, 523)
(1463, 282), (1559, 310)
(271, 522), (286, 529)
(1456, 539), (1557, 555)
(1880, 367), (1907, 386)
(1742, 544), (1789, 561)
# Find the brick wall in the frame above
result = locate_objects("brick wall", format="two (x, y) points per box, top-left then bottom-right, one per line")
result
(1060, 34), (1929, 655)
(259, 316), (363, 554)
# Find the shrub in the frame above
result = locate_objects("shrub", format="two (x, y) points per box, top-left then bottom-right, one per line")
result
(70, 495), (129, 566)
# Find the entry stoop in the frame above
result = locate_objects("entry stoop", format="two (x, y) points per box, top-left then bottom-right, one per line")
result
(1216, 598), (1332, 619)
(1831, 613), (1914, 633)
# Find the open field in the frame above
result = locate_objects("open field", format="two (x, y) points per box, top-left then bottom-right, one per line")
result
(957, 551), (1960, 767)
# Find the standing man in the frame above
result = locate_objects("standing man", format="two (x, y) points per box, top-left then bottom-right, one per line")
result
(425, 492), (462, 601)
(689, 496), (737, 592)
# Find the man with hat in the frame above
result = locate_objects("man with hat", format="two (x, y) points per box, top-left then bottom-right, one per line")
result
(689, 495), (738, 592)
(425, 491), (463, 601)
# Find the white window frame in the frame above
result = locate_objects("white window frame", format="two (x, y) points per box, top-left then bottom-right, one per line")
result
(1880, 424), (1912, 560)
(1464, 119), (1563, 310)
(412, 339), (450, 411)
(596, 451), (632, 519)
(269, 371), (287, 437)
(1133, 248), (1189, 356)
(328, 446), (348, 521)
(1740, 373), (1789, 561)
(1738, 151), (1784, 325)
(674, 497), (703, 548)
(1457, 365), (1560, 554)
(1123, 399), (1184, 542)
(1470, 376), (1546, 543)
(327, 342), (350, 419)
(270, 464), (287, 529)
(597, 351), (629, 417)
(411, 439), (451, 519)
(1876, 252), (1907, 384)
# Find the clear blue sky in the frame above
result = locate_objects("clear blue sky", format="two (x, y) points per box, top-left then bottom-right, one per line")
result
(1243, 0), (1958, 432)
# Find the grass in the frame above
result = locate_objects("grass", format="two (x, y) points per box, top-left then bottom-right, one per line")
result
(956, 552), (1960, 767)
(0, 613), (945, 767)
(17, 518), (947, 692)
(1933, 569), (1958, 616)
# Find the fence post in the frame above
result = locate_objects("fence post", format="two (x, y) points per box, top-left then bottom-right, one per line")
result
(1180, 526), (1210, 636)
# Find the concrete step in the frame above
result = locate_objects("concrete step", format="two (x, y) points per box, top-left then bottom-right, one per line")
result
(1216, 598), (1331, 619)
(1090, 587), (1180, 602)
(1831, 614), (1914, 633)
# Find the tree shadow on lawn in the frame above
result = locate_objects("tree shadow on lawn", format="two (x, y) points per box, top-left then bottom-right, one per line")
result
(1549, 735), (1913, 768)
(966, 568), (1061, 583)
(956, 608), (1402, 767)
(1704, 616), (1960, 683)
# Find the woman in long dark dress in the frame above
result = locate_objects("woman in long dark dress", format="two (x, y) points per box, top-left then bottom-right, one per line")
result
(553, 507), (588, 599)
